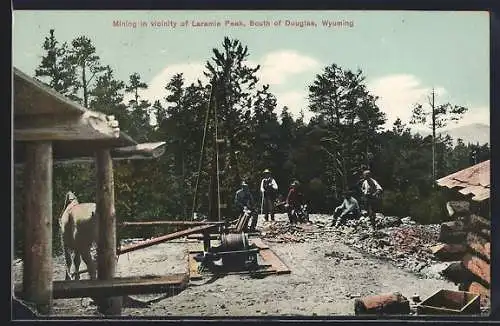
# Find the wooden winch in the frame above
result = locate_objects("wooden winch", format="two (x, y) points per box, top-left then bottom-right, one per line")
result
(204, 231), (259, 269)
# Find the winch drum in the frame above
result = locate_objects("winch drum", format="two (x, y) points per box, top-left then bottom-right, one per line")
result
(220, 232), (249, 252)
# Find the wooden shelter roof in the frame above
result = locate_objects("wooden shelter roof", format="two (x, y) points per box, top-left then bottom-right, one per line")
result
(436, 160), (490, 202)
(13, 67), (165, 163)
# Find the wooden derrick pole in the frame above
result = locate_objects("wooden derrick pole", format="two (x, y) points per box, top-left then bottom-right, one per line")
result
(95, 149), (122, 315)
(23, 141), (53, 315)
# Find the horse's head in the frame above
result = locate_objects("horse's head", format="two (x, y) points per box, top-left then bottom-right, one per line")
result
(64, 191), (78, 207)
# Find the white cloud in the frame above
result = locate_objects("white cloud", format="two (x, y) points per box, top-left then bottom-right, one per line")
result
(367, 74), (489, 132)
(367, 74), (443, 130)
(125, 62), (207, 105)
(455, 106), (490, 127)
(248, 50), (320, 86)
(135, 50), (320, 123)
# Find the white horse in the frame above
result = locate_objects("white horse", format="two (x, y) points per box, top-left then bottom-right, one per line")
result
(59, 191), (98, 280)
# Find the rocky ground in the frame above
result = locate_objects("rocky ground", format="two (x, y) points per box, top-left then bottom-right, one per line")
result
(13, 213), (467, 318)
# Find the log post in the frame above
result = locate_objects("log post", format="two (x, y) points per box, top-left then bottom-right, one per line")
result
(95, 149), (122, 315)
(23, 141), (53, 315)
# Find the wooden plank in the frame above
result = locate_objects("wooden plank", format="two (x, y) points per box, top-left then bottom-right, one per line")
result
(186, 252), (276, 277)
(463, 253), (490, 286)
(14, 274), (189, 299)
(250, 238), (270, 249)
(118, 224), (217, 254)
(95, 149), (122, 315)
(258, 248), (291, 274)
(23, 141), (53, 315)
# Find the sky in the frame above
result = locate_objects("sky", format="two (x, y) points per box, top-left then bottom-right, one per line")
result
(12, 10), (490, 131)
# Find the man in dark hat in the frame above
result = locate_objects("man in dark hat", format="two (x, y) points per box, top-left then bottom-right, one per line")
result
(234, 181), (258, 231)
(260, 169), (278, 222)
(286, 180), (304, 224)
(332, 190), (360, 227)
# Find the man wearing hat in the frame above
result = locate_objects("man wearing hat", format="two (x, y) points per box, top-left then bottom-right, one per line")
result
(286, 180), (304, 224)
(360, 170), (383, 228)
(234, 181), (258, 231)
(260, 169), (278, 222)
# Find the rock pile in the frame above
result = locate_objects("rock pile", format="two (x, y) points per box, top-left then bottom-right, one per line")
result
(260, 221), (310, 243)
(336, 215), (443, 278)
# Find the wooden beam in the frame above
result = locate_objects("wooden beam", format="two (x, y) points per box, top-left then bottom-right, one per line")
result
(119, 220), (226, 227)
(22, 141), (53, 315)
(95, 149), (122, 315)
(118, 224), (218, 255)
(14, 111), (120, 141)
(14, 274), (189, 299)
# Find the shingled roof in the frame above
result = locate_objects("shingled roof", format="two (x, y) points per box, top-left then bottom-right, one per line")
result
(436, 160), (490, 202)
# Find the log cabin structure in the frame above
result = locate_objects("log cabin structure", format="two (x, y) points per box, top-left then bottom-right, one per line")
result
(13, 67), (166, 316)
(435, 160), (491, 308)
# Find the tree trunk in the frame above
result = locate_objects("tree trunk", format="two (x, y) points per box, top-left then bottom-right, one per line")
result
(82, 63), (88, 108)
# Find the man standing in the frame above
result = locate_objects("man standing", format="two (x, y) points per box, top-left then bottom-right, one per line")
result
(332, 190), (360, 227)
(260, 169), (278, 222)
(234, 181), (258, 231)
(286, 180), (303, 224)
(360, 170), (383, 228)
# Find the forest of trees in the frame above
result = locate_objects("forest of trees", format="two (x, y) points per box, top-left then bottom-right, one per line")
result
(13, 30), (490, 256)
